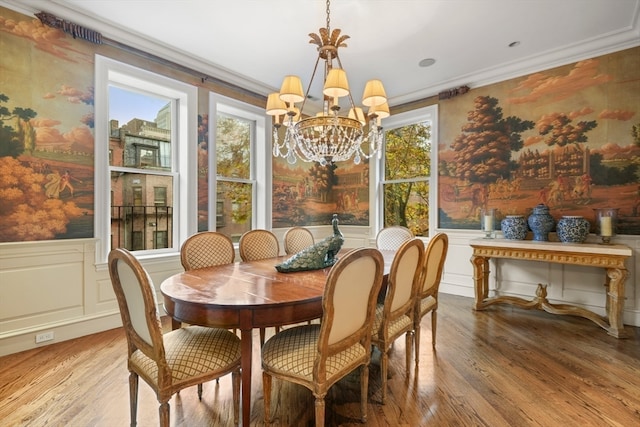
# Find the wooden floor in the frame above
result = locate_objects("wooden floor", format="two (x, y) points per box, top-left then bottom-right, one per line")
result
(1, 293), (639, 427)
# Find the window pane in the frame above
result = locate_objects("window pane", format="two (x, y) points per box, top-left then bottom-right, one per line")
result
(110, 171), (173, 251)
(215, 180), (252, 243)
(383, 120), (432, 236)
(384, 122), (431, 180)
(216, 115), (251, 179)
(108, 85), (175, 253)
(383, 181), (430, 236)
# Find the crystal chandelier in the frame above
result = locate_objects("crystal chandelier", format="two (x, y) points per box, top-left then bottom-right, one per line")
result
(266, 0), (389, 166)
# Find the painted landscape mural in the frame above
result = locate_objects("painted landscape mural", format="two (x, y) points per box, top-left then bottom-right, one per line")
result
(272, 159), (369, 228)
(0, 9), (95, 242)
(438, 47), (640, 235)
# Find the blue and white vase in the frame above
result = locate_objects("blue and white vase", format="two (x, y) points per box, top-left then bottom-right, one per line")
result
(501, 215), (528, 240)
(527, 204), (555, 241)
(556, 216), (590, 243)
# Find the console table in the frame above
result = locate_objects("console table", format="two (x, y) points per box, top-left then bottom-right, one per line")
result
(470, 238), (633, 338)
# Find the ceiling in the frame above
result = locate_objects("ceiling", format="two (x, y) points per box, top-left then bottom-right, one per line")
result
(6, 0), (640, 110)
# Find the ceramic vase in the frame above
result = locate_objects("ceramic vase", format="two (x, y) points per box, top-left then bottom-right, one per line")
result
(527, 204), (555, 241)
(501, 215), (528, 240)
(556, 216), (590, 243)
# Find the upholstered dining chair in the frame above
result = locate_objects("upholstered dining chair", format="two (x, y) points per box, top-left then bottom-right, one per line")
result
(239, 229), (280, 262)
(283, 226), (315, 255)
(375, 225), (414, 251)
(239, 229), (281, 344)
(108, 248), (242, 427)
(371, 237), (424, 404)
(413, 232), (448, 366)
(261, 247), (385, 427)
(180, 231), (235, 270)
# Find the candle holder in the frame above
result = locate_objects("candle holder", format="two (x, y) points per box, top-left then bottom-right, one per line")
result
(481, 208), (496, 239)
(593, 208), (619, 244)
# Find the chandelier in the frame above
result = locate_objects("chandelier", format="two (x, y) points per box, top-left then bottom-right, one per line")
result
(266, 0), (389, 166)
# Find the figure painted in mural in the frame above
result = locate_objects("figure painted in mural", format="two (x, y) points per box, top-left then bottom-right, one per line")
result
(44, 169), (82, 199)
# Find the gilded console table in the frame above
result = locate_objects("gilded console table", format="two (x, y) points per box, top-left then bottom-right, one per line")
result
(470, 238), (633, 338)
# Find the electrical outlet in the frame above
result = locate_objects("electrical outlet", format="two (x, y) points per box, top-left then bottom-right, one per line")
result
(35, 331), (54, 343)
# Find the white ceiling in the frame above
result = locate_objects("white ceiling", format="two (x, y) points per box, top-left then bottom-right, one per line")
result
(6, 0), (640, 108)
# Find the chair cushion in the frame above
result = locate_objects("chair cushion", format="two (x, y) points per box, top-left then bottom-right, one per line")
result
(262, 325), (367, 381)
(371, 304), (412, 338)
(130, 326), (241, 385)
(419, 295), (437, 316)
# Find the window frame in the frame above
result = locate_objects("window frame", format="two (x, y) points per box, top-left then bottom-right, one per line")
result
(208, 94), (270, 234)
(375, 104), (438, 237)
(95, 55), (197, 264)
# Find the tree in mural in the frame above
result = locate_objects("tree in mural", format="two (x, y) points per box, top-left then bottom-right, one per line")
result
(308, 162), (337, 203)
(451, 95), (534, 185)
(215, 115), (252, 224)
(384, 122), (431, 233)
(631, 122), (640, 147)
(0, 93), (38, 157)
(0, 157), (82, 241)
(537, 112), (597, 147)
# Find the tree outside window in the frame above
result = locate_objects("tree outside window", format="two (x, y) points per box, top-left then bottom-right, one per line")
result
(382, 120), (432, 236)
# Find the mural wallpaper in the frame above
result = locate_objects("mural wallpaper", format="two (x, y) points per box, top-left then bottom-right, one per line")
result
(272, 158), (369, 228)
(0, 8), (95, 242)
(438, 47), (640, 235)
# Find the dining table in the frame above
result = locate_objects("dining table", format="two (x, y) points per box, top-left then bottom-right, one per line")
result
(160, 248), (395, 426)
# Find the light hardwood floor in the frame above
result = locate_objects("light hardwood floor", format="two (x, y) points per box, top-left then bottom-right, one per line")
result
(1, 294), (639, 426)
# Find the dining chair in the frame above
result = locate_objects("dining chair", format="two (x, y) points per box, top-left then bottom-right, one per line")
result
(239, 229), (280, 261)
(371, 237), (424, 404)
(413, 232), (448, 366)
(375, 225), (414, 251)
(283, 226), (315, 255)
(261, 247), (385, 427)
(180, 231), (235, 270)
(108, 248), (242, 427)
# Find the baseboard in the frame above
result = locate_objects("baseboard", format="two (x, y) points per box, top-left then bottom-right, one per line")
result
(0, 312), (122, 357)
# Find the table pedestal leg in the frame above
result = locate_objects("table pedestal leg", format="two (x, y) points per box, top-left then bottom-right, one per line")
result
(471, 255), (490, 310)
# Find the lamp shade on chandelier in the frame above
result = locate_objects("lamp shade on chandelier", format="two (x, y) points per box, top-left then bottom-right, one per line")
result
(266, 0), (389, 166)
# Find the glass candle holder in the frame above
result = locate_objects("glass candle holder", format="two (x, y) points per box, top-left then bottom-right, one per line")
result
(481, 208), (496, 239)
(593, 208), (619, 244)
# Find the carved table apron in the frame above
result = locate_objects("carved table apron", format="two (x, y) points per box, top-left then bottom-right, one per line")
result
(470, 238), (633, 338)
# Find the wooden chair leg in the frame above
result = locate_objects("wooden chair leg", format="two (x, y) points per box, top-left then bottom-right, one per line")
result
(159, 401), (170, 427)
(314, 396), (326, 427)
(361, 364), (369, 423)
(405, 331), (413, 375)
(432, 310), (438, 348)
(197, 383), (203, 400)
(381, 349), (388, 405)
(129, 372), (139, 427)
(414, 322), (421, 367)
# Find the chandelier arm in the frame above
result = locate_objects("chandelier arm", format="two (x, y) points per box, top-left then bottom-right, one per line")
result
(300, 55), (323, 114)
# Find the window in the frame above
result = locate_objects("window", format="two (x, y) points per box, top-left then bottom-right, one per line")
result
(209, 95), (269, 242)
(379, 105), (437, 237)
(95, 56), (197, 263)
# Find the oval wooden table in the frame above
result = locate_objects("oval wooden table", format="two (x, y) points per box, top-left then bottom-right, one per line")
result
(160, 249), (395, 426)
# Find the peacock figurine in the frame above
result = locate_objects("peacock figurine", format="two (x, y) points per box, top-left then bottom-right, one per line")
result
(275, 214), (344, 273)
